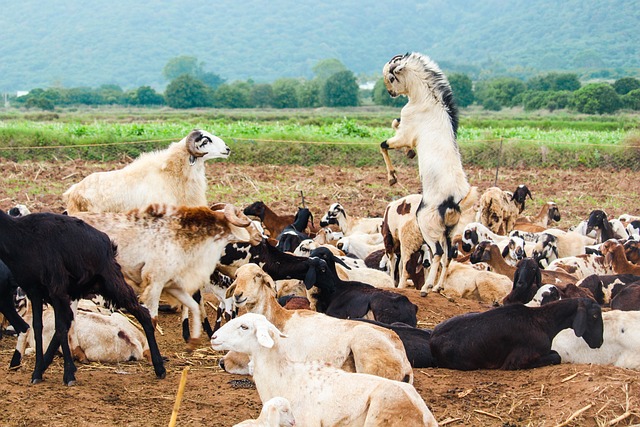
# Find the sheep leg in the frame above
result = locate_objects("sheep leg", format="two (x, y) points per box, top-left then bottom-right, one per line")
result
(29, 294), (46, 384)
(49, 299), (77, 386)
(379, 146), (398, 186)
(166, 288), (202, 350)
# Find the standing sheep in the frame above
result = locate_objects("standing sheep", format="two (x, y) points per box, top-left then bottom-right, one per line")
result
(63, 129), (229, 213)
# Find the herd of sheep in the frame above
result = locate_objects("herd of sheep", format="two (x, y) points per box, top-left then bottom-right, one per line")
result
(1, 52), (640, 426)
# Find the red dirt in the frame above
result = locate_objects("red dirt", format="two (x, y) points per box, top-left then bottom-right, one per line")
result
(0, 160), (639, 427)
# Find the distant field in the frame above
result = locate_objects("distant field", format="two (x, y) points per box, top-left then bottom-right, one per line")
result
(0, 106), (638, 169)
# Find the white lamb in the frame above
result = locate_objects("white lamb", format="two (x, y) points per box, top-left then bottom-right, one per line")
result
(211, 313), (438, 427)
(63, 129), (229, 214)
(232, 397), (296, 427)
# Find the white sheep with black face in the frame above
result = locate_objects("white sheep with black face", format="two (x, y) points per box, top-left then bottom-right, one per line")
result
(63, 129), (229, 214)
(381, 52), (476, 296)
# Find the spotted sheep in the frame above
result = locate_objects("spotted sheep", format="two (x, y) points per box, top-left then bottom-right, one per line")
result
(319, 202), (382, 236)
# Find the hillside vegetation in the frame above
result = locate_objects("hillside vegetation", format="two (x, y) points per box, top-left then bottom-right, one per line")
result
(1, 0), (639, 91)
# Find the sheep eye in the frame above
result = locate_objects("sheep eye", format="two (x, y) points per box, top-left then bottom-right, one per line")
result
(389, 75), (396, 83)
(240, 324), (248, 330)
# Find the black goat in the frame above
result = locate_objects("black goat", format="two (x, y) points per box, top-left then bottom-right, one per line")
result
(0, 259), (29, 339)
(0, 210), (165, 385)
(587, 210), (623, 243)
(275, 207), (314, 253)
(356, 318), (434, 368)
(429, 297), (604, 370)
(304, 247), (418, 326)
(610, 283), (640, 311)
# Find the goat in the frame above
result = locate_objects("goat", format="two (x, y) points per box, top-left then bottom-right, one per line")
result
(211, 313), (438, 426)
(478, 184), (533, 235)
(11, 300), (150, 367)
(74, 203), (261, 347)
(381, 52), (475, 296)
(552, 310), (640, 370)
(243, 201), (296, 239)
(429, 298), (603, 370)
(626, 220), (640, 239)
(0, 210), (165, 385)
(470, 241), (578, 287)
(63, 129), (229, 214)
(601, 239), (640, 275)
(502, 258), (593, 305)
(275, 208), (313, 253)
(525, 284), (562, 307)
(513, 201), (561, 232)
(319, 202), (382, 236)
(305, 247), (418, 326)
(224, 263), (413, 382)
(232, 396), (296, 427)
(587, 210), (629, 243)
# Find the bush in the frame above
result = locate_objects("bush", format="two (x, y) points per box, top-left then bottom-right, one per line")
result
(165, 75), (213, 108)
(475, 77), (526, 107)
(272, 78), (301, 108)
(372, 78), (406, 107)
(623, 89), (640, 110)
(482, 98), (502, 111)
(613, 77), (640, 95)
(322, 70), (359, 107)
(570, 83), (621, 114)
(448, 73), (474, 107)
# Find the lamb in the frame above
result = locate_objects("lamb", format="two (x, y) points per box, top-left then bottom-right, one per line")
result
(525, 284), (562, 307)
(11, 300), (150, 368)
(478, 184), (533, 235)
(211, 313), (438, 426)
(319, 202), (382, 236)
(429, 298), (603, 370)
(459, 222), (509, 253)
(552, 310), (640, 370)
(232, 397), (296, 427)
(63, 129), (230, 214)
(513, 201), (561, 232)
(381, 52), (476, 296)
(73, 203), (262, 347)
(305, 247), (418, 326)
(223, 263), (413, 382)
(243, 201), (296, 239)
(0, 210), (165, 385)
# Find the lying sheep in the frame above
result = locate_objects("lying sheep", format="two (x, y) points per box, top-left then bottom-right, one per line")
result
(211, 313), (438, 426)
(232, 397), (296, 427)
(319, 202), (382, 236)
(478, 185), (532, 235)
(64, 129), (229, 214)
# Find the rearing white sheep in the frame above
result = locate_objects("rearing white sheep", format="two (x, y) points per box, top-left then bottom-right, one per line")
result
(63, 129), (229, 213)
(382, 52), (473, 296)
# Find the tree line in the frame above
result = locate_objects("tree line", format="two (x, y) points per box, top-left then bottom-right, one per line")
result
(11, 55), (640, 115)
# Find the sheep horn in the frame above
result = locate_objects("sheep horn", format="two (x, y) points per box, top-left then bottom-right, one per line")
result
(186, 129), (206, 165)
(210, 203), (227, 211)
(223, 204), (252, 227)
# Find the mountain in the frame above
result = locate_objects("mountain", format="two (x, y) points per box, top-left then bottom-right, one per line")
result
(1, 0), (638, 92)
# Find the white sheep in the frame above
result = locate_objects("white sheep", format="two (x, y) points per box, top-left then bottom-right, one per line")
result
(382, 52), (476, 296)
(211, 313), (438, 426)
(336, 232), (384, 260)
(63, 129), (229, 214)
(438, 260), (513, 304)
(232, 397), (296, 427)
(552, 310), (640, 370)
(319, 203), (382, 236)
(73, 203), (262, 347)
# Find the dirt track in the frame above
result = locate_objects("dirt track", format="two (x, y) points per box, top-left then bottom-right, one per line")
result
(1, 160), (639, 426)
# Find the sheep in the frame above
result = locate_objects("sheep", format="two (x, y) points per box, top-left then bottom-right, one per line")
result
(436, 260), (513, 304)
(63, 129), (229, 214)
(429, 298), (604, 370)
(223, 263), (413, 382)
(11, 300), (150, 368)
(232, 397), (296, 427)
(546, 253), (612, 280)
(275, 208), (313, 253)
(319, 202), (382, 236)
(379, 116), (416, 186)
(0, 210), (165, 385)
(525, 284), (562, 307)
(501, 258), (594, 305)
(243, 201), (296, 239)
(513, 201), (561, 232)
(601, 239), (640, 275)
(552, 310), (640, 370)
(478, 184), (533, 235)
(381, 52), (476, 296)
(531, 231), (596, 268)
(624, 239), (640, 264)
(292, 239), (344, 258)
(73, 203), (262, 347)
(305, 247), (418, 326)
(211, 313), (438, 426)
(576, 273), (640, 306)
(586, 210), (629, 243)
(7, 204), (31, 217)
(459, 221), (509, 253)
(626, 220), (640, 239)
(336, 232), (384, 260)
(469, 241), (578, 287)
(312, 227), (343, 246)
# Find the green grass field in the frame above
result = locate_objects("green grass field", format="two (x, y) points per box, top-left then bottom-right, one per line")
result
(1, 106), (639, 169)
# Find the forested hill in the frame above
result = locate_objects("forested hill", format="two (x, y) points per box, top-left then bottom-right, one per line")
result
(1, 0), (638, 92)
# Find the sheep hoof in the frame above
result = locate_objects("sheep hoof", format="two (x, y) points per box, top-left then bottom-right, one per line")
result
(30, 378), (43, 385)
(420, 291), (428, 297)
(187, 337), (201, 352)
(406, 149), (416, 159)
(65, 380), (76, 387)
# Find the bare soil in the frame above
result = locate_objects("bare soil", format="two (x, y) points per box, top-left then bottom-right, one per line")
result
(0, 159), (639, 427)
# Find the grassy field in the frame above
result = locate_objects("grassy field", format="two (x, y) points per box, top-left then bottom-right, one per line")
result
(0, 106), (639, 169)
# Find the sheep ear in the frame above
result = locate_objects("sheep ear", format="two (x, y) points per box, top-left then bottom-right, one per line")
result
(572, 303), (587, 337)
(225, 283), (236, 299)
(501, 245), (510, 258)
(332, 254), (351, 270)
(303, 264), (317, 289)
(255, 324), (275, 348)
(186, 129), (206, 161)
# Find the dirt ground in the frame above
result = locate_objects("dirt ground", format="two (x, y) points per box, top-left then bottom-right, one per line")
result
(0, 159), (639, 427)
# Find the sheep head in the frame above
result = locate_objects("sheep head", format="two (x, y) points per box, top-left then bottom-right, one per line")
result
(185, 129), (230, 165)
(210, 313), (287, 353)
(383, 54), (409, 97)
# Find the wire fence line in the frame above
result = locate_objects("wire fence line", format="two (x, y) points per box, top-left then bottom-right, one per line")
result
(0, 136), (638, 169)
